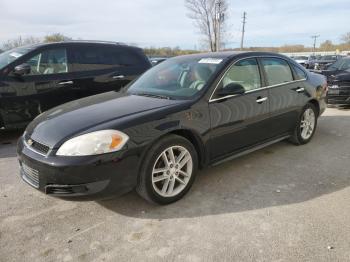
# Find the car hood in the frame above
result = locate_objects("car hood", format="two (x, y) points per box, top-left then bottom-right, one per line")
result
(26, 91), (186, 148)
(320, 70), (350, 81)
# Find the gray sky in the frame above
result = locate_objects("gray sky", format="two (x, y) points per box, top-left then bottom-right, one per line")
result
(1, 0), (349, 49)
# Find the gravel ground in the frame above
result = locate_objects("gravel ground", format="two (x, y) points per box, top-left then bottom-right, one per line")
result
(0, 108), (350, 262)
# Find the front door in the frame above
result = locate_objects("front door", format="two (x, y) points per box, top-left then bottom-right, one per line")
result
(208, 58), (270, 161)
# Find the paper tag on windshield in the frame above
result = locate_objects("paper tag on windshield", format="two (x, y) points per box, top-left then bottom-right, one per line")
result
(198, 58), (223, 64)
(10, 52), (23, 58)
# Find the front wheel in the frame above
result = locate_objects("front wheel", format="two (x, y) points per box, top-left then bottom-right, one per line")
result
(289, 103), (318, 145)
(136, 135), (198, 205)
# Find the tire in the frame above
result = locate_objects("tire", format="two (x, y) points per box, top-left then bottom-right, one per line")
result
(136, 134), (198, 205)
(289, 103), (318, 145)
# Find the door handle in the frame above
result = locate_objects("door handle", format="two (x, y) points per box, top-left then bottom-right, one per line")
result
(112, 75), (125, 79)
(58, 80), (73, 85)
(295, 87), (305, 93)
(256, 97), (268, 104)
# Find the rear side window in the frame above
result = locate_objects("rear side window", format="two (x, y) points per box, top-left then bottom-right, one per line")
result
(70, 45), (146, 72)
(261, 58), (293, 86)
(293, 65), (307, 80)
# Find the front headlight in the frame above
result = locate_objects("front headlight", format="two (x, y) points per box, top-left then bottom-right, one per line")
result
(56, 130), (129, 156)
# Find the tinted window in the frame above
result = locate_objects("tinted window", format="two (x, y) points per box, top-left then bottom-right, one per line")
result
(24, 48), (68, 75)
(71, 45), (145, 72)
(293, 65), (307, 80)
(261, 58), (293, 86)
(216, 58), (261, 94)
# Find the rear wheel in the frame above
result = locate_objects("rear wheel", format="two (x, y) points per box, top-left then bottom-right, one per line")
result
(289, 103), (318, 145)
(136, 135), (198, 205)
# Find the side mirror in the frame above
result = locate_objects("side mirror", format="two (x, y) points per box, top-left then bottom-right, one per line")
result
(13, 63), (31, 76)
(217, 83), (245, 97)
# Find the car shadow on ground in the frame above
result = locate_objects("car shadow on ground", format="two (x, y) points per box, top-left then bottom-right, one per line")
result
(0, 130), (23, 158)
(97, 115), (350, 219)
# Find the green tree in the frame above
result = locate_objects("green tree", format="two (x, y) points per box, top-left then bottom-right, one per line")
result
(44, 33), (72, 43)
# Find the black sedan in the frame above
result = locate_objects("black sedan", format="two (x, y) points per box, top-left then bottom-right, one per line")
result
(17, 52), (327, 204)
(322, 57), (350, 105)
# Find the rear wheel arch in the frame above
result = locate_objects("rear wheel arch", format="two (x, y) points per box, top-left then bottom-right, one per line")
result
(308, 99), (320, 117)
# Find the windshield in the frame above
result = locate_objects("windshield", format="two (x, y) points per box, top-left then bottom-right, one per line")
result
(127, 56), (223, 99)
(0, 47), (33, 69)
(328, 58), (350, 71)
(321, 55), (337, 61)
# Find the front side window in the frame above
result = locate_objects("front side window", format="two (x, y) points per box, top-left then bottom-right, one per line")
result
(0, 47), (33, 70)
(24, 48), (68, 75)
(216, 58), (261, 94)
(293, 65), (307, 80)
(127, 56), (221, 99)
(261, 58), (293, 86)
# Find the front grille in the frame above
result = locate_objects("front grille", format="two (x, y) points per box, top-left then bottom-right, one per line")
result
(22, 163), (39, 188)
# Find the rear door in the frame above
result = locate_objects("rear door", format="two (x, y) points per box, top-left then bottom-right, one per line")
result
(208, 57), (271, 161)
(69, 44), (150, 98)
(0, 46), (77, 127)
(259, 57), (307, 137)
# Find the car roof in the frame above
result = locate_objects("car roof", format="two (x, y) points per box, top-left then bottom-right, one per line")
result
(175, 51), (291, 60)
(20, 40), (140, 50)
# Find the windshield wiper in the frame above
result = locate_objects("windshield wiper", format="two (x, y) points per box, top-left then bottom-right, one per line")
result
(133, 92), (172, 100)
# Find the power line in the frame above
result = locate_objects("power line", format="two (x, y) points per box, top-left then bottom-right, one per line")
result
(240, 12), (247, 50)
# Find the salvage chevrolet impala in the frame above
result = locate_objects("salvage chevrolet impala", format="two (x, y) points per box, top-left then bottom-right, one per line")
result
(17, 52), (327, 204)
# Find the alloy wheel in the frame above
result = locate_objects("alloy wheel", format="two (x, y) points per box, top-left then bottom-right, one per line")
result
(300, 108), (316, 140)
(151, 146), (193, 197)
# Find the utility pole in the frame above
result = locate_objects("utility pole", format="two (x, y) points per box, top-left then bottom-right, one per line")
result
(311, 35), (320, 54)
(215, 0), (224, 52)
(240, 12), (247, 50)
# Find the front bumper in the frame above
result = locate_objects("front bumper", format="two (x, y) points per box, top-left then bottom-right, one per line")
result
(17, 136), (141, 197)
(327, 85), (350, 105)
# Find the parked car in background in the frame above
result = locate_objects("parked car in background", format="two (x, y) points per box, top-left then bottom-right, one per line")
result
(313, 55), (344, 70)
(319, 57), (350, 106)
(149, 57), (168, 66)
(304, 55), (322, 69)
(17, 51), (327, 204)
(0, 41), (151, 129)
(293, 56), (309, 67)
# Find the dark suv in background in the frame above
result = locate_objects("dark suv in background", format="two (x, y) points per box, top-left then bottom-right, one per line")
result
(0, 41), (151, 129)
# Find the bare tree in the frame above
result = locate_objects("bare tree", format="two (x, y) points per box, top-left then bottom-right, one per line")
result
(2, 36), (41, 50)
(341, 32), (350, 44)
(185, 0), (228, 52)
